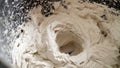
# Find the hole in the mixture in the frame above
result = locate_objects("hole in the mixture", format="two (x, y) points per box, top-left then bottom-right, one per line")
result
(101, 30), (107, 37)
(59, 41), (83, 56)
(100, 15), (107, 20)
(21, 29), (24, 33)
(56, 31), (83, 56)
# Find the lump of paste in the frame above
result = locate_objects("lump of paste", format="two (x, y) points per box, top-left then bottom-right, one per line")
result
(12, 0), (120, 68)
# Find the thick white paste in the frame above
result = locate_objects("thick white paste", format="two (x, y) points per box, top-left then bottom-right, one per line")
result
(12, 0), (120, 68)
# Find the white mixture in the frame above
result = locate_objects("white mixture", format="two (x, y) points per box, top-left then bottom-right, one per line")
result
(12, 0), (120, 68)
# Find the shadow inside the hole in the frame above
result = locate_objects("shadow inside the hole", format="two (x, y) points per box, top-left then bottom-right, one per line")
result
(59, 41), (83, 56)
(55, 30), (83, 56)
